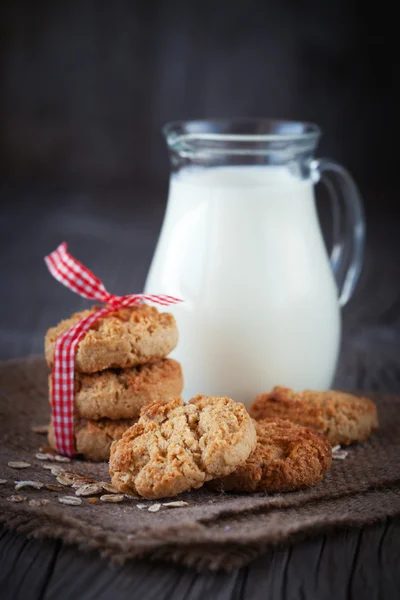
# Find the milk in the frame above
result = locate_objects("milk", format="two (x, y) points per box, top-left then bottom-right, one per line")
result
(144, 165), (340, 406)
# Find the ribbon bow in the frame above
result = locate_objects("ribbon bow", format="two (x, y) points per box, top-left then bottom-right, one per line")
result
(45, 242), (181, 456)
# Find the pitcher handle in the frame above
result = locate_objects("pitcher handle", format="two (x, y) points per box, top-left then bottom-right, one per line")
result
(311, 159), (366, 307)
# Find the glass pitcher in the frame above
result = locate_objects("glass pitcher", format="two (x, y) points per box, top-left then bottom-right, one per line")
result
(144, 119), (365, 407)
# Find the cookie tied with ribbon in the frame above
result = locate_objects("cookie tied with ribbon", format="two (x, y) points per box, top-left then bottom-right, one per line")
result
(45, 242), (182, 457)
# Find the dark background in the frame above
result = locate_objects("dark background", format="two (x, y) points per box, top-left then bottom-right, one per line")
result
(0, 0), (399, 390)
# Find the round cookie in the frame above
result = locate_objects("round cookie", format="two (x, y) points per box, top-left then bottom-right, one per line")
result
(249, 387), (378, 446)
(210, 418), (332, 493)
(48, 358), (183, 420)
(45, 304), (178, 373)
(109, 395), (257, 499)
(48, 417), (137, 462)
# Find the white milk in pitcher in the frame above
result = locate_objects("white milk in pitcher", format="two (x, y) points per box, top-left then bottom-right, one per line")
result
(145, 166), (340, 406)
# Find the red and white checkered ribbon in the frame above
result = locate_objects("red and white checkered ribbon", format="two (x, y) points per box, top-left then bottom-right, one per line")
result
(45, 242), (182, 457)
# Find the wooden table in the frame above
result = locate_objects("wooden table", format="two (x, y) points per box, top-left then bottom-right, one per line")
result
(1, 184), (399, 599)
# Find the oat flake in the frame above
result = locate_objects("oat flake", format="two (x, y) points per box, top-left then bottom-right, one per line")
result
(100, 494), (125, 503)
(51, 467), (66, 476)
(15, 480), (44, 491)
(58, 496), (82, 506)
(332, 451), (349, 460)
(56, 475), (74, 486)
(54, 455), (71, 463)
(46, 483), (65, 492)
(71, 479), (94, 489)
(75, 484), (103, 497)
(162, 501), (189, 508)
(36, 453), (55, 461)
(42, 463), (63, 471)
(101, 483), (120, 494)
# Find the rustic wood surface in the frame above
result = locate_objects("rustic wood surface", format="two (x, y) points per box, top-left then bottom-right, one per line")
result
(1, 520), (399, 600)
(0, 184), (399, 599)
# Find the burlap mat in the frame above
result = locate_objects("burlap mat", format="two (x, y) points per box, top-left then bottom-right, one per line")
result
(1, 357), (400, 571)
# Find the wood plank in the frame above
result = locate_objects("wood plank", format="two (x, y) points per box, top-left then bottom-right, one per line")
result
(1, 519), (400, 600)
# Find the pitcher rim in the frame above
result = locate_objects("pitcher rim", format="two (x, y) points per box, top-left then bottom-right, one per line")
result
(162, 118), (321, 145)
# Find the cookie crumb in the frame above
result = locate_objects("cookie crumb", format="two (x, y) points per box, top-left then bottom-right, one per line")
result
(31, 424), (49, 434)
(29, 498), (50, 507)
(7, 495), (26, 503)
(88, 497), (100, 505)
(39, 446), (56, 454)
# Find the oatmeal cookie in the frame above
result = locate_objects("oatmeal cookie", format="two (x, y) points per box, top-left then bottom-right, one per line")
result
(48, 359), (183, 420)
(48, 417), (137, 461)
(45, 304), (178, 373)
(249, 387), (378, 446)
(210, 418), (332, 493)
(109, 395), (257, 499)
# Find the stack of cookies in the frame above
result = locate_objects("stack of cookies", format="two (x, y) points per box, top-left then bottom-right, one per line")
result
(45, 304), (182, 461)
